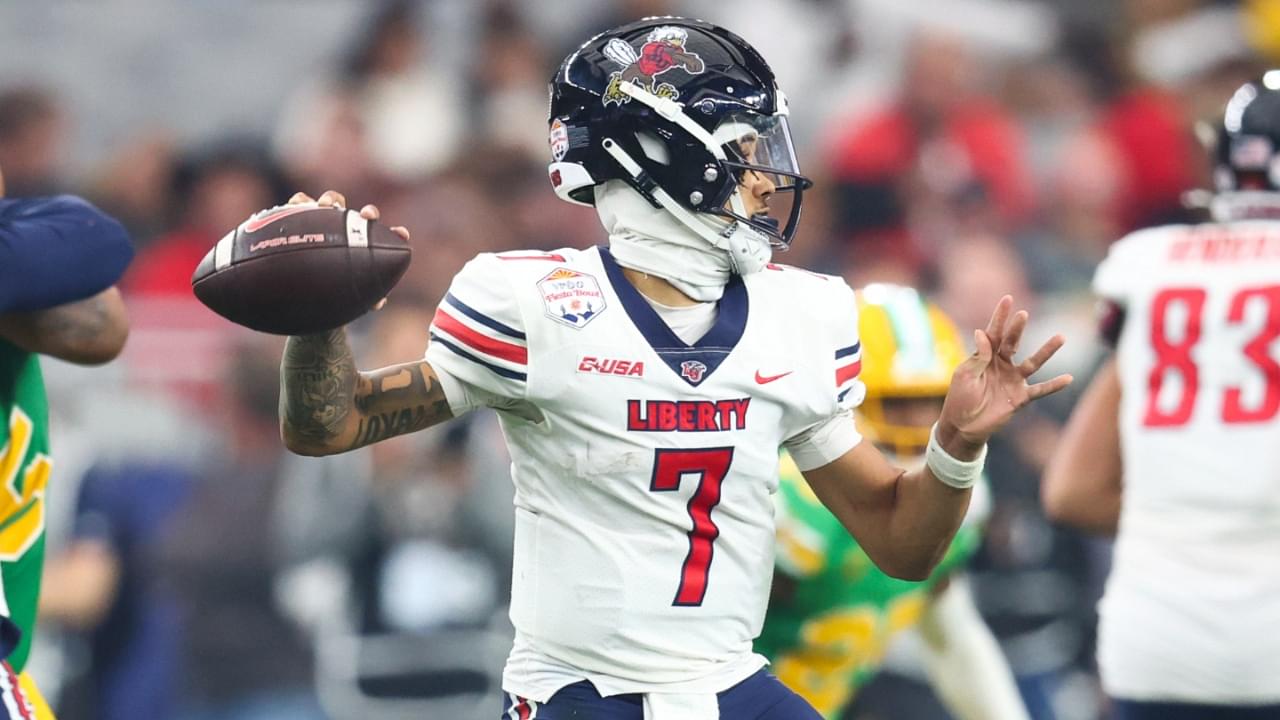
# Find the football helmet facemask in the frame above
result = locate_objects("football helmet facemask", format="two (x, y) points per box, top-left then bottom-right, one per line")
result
(547, 17), (812, 262)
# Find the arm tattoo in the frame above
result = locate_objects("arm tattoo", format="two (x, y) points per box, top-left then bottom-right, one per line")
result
(349, 361), (452, 449)
(280, 329), (359, 447)
(34, 294), (111, 348)
(0, 289), (127, 364)
(281, 330), (453, 453)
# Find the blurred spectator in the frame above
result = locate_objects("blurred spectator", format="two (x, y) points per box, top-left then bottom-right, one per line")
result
(1092, 83), (1200, 232)
(275, 88), (381, 203)
(301, 305), (512, 718)
(41, 462), (194, 720)
(934, 234), (1032, 335)
(153, 336), (328, 720)
(825, 30), (1034, 279)
(123, 142), (283, 298)
(1002, 31), (1119, 293)
(0, 86), (68, 197)
(470, 146), (602, 253)
(85, 133), (178, 250)
(1017, 129), (1123, 294)
(377, 178), (515, 308)
(272, 0), (463, 194)
(351, 304), (505, 638)
(934, 236), (1103, 720)
(471, 2), (553, 162)
(42, 336), (344, 720)
(376, 160), (599, 310)
(1076, 3), (1262, 235)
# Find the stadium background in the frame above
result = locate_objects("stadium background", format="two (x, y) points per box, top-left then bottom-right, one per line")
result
(1, 1), (1276, 718)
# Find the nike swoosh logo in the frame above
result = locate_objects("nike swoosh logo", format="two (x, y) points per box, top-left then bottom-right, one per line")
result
(242, 205), (318, 233)
(754, 370), (793, 385)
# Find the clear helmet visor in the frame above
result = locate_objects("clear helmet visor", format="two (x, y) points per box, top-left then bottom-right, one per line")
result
(711, 112), (811, 246)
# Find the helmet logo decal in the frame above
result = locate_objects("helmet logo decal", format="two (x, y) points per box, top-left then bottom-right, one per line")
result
(602, 27), (706, 107)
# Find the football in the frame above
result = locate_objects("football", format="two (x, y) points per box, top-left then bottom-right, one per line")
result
(191, 203), (411, 335)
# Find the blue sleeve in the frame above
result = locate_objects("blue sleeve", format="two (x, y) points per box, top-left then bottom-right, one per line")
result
(0, 195), (135, 313)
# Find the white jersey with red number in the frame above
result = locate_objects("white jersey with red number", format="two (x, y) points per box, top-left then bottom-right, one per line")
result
(425, 246), (865, 701)
(1093, 220), (1280, 703)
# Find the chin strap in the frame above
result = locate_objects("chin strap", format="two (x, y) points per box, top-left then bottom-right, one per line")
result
(721, 222), (772, 275)
(600, 136), (771, 275)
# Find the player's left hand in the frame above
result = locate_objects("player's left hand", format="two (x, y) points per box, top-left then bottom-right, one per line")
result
(937, 295), (1073, 458)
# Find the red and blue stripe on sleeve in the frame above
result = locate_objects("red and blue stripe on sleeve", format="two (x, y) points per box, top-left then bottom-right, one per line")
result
(430, 292), (528, 382)
(835, 341), (861, 402)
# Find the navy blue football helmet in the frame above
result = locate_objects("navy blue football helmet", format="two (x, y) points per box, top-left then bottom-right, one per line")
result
(1207, 71), (1280, 220)
(1217, 72), (1280, 193)
(547, 17), (812, 252)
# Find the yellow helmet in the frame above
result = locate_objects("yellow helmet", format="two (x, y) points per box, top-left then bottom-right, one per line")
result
(855, 284), (967, 459)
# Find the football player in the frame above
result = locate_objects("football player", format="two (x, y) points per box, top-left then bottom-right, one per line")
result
(758, 285), (1027, 720)
(1043, 74), (1280, 719)
(279, 18), (1071, 720)
(0, 162), (134, 718)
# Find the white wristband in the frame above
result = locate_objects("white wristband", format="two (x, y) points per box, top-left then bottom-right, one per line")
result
(926, 423), (986, 489)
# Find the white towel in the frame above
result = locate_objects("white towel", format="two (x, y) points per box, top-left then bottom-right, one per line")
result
(643, 692), (719, 720)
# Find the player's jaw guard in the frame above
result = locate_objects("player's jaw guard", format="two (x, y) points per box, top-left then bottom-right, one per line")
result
(546, 17), (812, 266)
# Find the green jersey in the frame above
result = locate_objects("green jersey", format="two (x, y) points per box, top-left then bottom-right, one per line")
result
(756, 452), (983, 718)
(0, 340), (50, 671)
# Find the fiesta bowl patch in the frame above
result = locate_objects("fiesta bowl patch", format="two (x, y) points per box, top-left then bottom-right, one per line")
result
(549, 118), (569, 162)
(539, 268), (606, 328)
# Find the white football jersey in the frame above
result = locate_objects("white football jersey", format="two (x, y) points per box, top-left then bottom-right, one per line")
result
(425, 246), (865, 701)
(1093, 220), (1280, 703)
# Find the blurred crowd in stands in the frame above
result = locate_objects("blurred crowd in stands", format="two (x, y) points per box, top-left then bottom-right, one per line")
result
(1, 0), (1276, 719)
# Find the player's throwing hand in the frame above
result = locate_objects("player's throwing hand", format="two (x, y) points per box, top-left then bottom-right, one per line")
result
(287, 190), (408, 312)
(287, 189), (412, 242)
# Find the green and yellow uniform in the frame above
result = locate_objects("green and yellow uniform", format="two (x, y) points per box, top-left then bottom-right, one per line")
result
(0, 341), (55, 718)
(756, 454), (982, 717)
(0, 340), (51, 673)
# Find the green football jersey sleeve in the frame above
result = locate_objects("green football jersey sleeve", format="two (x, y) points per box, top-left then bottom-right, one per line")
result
(0, 339), (51, 672)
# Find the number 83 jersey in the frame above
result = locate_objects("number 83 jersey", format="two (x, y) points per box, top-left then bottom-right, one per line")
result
(1093, 219), (1280, 703)
(426, 246), (865, 700)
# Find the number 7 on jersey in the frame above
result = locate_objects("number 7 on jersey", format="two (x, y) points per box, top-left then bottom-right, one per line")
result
(649, 447), (735, 606)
